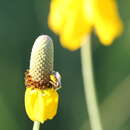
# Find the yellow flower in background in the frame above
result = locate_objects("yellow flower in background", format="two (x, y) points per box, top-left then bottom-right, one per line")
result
(48, 0), (123, 50)
(25, 88), (59, 123)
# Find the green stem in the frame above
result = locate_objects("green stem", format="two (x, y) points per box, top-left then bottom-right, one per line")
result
(33, 121), (40, 130)
(80, 36), (103, 130)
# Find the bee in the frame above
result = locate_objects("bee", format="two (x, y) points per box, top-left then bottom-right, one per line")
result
(49, 71), (61, 90)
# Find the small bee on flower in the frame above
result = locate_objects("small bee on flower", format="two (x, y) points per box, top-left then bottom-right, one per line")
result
(50, 71), (61, 90)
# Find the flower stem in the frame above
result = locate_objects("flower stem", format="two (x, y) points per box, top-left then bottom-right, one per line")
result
(33, 121), (40, 130)
(80, 36), (103, 130)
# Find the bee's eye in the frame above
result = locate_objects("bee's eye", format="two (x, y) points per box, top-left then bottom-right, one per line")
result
(55, 72), (61, 86)
(55, 72), (61, 80)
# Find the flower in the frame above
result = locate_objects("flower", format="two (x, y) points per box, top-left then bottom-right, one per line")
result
(24, 35), (61, 123)
(48, 0), (123, 50)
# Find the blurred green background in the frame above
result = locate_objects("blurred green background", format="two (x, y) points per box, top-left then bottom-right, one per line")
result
(0, 0), (130, 130)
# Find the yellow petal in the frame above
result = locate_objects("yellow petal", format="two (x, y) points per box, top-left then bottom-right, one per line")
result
(59, 4), (92, 50)
(48, 0), (71, 34)
(90, 0), (123, 45)
(25, 87), (59, 123)
(48, 0), (92, 50)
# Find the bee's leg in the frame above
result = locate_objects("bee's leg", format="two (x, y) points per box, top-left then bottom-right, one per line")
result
(56, 86), (62, 91)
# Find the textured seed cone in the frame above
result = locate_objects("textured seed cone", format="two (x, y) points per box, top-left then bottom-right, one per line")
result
(29, 35), (54, 82)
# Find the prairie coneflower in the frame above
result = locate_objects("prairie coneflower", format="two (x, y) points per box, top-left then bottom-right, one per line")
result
(24, 35), (61, 129)
(48, 0), (123, 50)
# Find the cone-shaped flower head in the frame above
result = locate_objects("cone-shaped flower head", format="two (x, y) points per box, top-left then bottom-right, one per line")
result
(29, 35), (53, 81)
(48, 0), (123, 50)
(25, 35), (61, 123)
